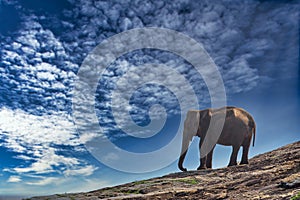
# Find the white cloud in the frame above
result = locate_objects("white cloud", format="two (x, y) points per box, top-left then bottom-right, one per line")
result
(0, 107), (97, 179)
(0, 108), (78, 147)
(7, 176), (22, 183)
(0, 175), (111, 195)
(26, 177), (60, 186)
(0, 16), (75, 116)
(103, 153), (119, 162)
(65, 178), (112, 194)
(13, 155), (34, 161)
(64, 165), (98, 177)
(21, 46), (35, 55)
(36, 71), (57, 81)
(12, 148), (80, 174)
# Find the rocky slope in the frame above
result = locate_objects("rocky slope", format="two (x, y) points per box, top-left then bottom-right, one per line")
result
(28, 141), (300, 200)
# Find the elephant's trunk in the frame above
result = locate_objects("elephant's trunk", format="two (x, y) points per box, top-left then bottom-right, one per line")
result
(178, 110), (199, 172)
(178, 150), (188, 172)
(178, 133), (191, 172)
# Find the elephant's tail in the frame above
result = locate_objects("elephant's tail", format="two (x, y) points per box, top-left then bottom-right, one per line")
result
(252, 122), (256, 147)
(247, 115), (256, 147)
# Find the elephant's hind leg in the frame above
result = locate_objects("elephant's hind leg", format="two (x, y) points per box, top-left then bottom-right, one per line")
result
(241, 144), (250, 164)
(228, 145), (240, 167)
(241, 135), (251, 164)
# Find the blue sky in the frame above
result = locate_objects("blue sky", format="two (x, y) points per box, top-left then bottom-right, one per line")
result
(0, 0), (299, 197)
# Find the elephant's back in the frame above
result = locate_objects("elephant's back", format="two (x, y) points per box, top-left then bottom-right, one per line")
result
(216, 107), (254, 124)
(228, 107), (255, 130)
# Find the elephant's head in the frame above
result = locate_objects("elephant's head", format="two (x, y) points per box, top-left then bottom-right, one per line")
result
(178, 109), (212, 172)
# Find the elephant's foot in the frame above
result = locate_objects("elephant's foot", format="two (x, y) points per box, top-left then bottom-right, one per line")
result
(197, 166), (207, 170)
(227, 162), (237, 167)
(206, 165), (212, 169)
(240, 160), (249, 165)
(179, 166), (187, 172)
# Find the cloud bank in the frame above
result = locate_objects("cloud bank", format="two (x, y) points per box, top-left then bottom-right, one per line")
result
(0, 107), (97, 186)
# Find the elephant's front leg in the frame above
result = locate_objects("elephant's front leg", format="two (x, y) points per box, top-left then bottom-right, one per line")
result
(197, 157), (207, 170)
(197, 137), (207, 170)
(206, 146), (215, 169)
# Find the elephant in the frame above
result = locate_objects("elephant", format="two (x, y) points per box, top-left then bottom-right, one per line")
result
(178, 106), (256, 172)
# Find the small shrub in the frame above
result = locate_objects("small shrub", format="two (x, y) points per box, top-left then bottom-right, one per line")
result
(177, 178), (198, 185)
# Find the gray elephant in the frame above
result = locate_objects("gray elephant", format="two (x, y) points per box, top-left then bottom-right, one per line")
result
(178, 106), (256, 172)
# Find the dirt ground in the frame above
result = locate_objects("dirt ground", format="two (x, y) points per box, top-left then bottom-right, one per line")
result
(28, 141), (300, 200)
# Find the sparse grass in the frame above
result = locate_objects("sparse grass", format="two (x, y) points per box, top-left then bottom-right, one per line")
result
(70, 196), (76, 200)
(52, 193), (76, 200)
(176, 178), (199, 185)
(133, 180), (147, 185)
(56, 194), (67, 197)
(122, 189), (141, 194)
(291, 192), (300, 200)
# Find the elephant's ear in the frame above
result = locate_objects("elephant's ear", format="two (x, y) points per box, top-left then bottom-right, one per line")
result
(200, 109), (212, 121)
(199, 109), (212, 134)
(183, 110), (200, 142)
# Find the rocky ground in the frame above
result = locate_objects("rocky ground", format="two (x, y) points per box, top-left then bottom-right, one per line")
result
(27, 141), (300, 200)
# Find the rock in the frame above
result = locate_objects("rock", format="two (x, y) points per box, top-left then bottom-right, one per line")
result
(279, 179), (300, 189)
